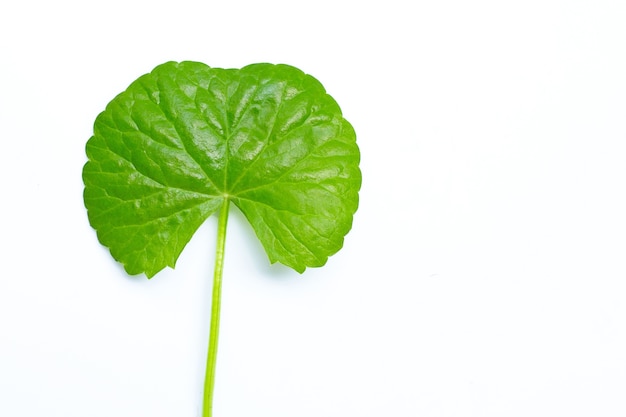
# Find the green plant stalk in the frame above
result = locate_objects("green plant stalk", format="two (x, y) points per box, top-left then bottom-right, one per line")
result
(203, 197), (230, 417)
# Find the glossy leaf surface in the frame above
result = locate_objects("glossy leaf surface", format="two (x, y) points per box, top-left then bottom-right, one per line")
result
(83, 61), (361, 277)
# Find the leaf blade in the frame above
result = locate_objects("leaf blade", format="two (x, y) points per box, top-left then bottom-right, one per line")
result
(83, 61), (361, 277)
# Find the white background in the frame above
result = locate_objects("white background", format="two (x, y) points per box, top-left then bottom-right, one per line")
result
(1, 1), (626, 416)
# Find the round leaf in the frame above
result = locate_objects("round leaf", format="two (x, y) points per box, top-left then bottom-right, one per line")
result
(83, 61), (361, 277)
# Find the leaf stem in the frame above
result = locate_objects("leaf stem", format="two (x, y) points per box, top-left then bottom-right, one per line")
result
(203, 197), (230, 417)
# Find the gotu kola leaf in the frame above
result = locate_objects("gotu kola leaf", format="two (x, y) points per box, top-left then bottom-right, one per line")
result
(83, 61), (361, 277)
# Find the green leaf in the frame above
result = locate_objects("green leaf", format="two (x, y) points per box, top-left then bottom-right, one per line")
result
(83, 61), (361, 277)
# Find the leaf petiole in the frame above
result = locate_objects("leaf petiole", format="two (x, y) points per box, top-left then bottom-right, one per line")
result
(203, 197), (230, 417)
